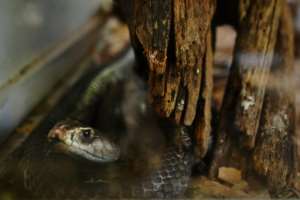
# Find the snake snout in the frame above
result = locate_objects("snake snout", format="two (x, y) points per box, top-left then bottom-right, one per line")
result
(48, 124), (68, 141)
(93, 138), (121, 162)
(104, 142), (121, 161)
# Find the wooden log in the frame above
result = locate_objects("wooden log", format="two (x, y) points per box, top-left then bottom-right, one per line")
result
(193, 30), (214, 158)
(252, 4), (298, 196)
(132, 0), (172, 104)
(124, 0), (215, 158)
(209, 0), (283, 177)
(120, 0), (171, 99)
(134, 0), (172, 75)
(288, 0), (300, 57)
(125, 0), (172, 116)
(127, 0), (215, 126)
(233, 0), (284, 149)
(172, 0), (215, 125)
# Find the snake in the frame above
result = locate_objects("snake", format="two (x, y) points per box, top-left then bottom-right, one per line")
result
(0, 49), (194, 199)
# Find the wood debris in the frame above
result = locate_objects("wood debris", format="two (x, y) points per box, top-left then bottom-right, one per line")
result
(218, 167), (242, 185)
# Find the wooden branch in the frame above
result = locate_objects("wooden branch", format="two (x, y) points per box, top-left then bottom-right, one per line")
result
(252, 4), (298, 196)
(209, 0), (283, 177)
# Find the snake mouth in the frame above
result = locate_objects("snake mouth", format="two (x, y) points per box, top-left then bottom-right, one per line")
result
(52, 140), (121, 163)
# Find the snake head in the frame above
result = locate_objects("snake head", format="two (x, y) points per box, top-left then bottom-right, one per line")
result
(48, 119), (120, 163)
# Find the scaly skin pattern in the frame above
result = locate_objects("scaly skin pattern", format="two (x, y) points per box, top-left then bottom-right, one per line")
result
(0, 51), (194, 199)
(47, 121), (194, 199)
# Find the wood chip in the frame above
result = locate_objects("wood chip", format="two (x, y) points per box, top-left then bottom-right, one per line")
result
(218, 167), (242, 185)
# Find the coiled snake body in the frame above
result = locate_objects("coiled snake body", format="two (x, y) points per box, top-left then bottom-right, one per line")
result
(0, 50), (194, 199)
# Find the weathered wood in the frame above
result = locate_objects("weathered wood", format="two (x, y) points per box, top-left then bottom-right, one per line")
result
(126, 0), (172, 104)
(252, 4), (298, 196)
(135, 0), (172, 103)
(126, 0), (172, 116)
(234, 0), (283, 149)
(209, 0), (283, 177)
(134, 0), (172, 75)
(121, 1), (298, 196)
(124, 0), (216, 160)
(289, 0), (300, 57)
(162, 63), (181, 118)
(126, 0), (215, 131)
(194, 31), (214, 157)
(173, 0), (214, 125)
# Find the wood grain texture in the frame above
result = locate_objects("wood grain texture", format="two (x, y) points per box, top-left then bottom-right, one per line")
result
(252, 4), (297, 195)
(127, 0), (215, 129)
(173, 0), (214, 125)
(209, 0), (283, 177)
(194, 31), (214, 158)
(233, 0), (283, 148)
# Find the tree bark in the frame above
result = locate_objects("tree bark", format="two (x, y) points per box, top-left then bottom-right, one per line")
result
(123, 1), (297, 195)
(210, 0), (283, 176)
(252, 4), (298, 196)
(172, 0), (214, 126)
(125, 0), (215, 158)
(193, 31), (214, 157)
(209, 1), (298, 196)
(234, 0), (283, 149)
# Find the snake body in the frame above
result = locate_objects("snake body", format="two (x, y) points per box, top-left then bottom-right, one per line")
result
(0, 49), (194, 199)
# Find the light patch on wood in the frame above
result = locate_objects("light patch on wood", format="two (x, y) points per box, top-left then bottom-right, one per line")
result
(241, 96), (255, 111)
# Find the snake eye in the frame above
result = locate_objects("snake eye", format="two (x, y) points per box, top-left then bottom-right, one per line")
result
(81, 129), (92, 138)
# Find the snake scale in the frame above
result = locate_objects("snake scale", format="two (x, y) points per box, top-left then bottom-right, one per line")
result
(0, 49), (194, 199)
